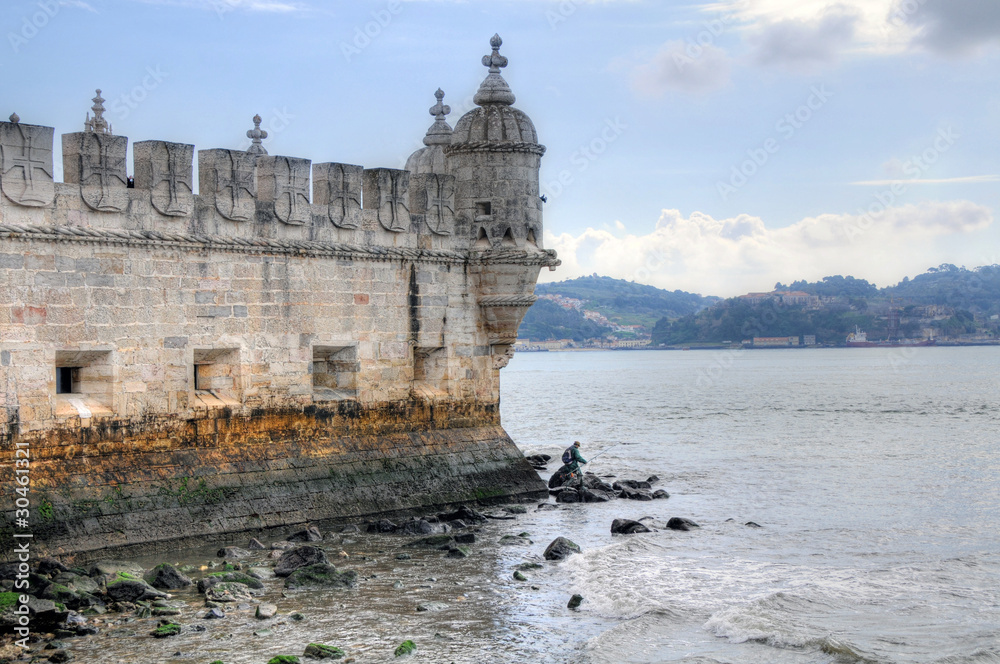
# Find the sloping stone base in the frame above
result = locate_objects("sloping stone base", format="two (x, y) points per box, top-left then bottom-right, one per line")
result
(2, 400), (546, 561)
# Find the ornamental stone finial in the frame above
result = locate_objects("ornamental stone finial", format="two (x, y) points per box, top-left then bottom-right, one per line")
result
(9, 112), (19, 124)
(84, 89), (112, 134)
(423, 88), (453, 147)
(246, 113), (268, 155)
(482, 33), (508, 74)
(474, 34), (515, 106)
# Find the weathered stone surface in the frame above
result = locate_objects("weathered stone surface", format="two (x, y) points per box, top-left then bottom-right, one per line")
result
(198, 148), (257, 221)
(313, 162), (362, 229)
(287, 526), (323, 542)
(543, 537), (581, 561)
(256, 602), (278, 619)
(205, 582), (254, 602)
(105, 578), (167, 602)
(0, 119), (55, 207)
(274, 547), (331, 577)
(303, 643), (345, 659)
(411, 173), (455, 235)
(666, 517), (701, 531)
(257, 155), (311, 225)
(363, 168), (410, 232)
(283, 564), (357, 590)
(62, 132), (128, 212)
(146, 564), (193, 590)
(611, 519), (652, 535)
(133, 140), (194, 217)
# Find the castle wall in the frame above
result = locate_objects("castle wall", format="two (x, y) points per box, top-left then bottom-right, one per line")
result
(0, 115), (557, 558)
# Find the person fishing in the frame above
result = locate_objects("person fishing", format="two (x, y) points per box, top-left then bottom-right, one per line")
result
(562, 441), (588, 476)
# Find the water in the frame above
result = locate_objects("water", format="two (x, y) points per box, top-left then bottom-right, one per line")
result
(500, 347), (1000, 663)
(65, 347), (1000, 663)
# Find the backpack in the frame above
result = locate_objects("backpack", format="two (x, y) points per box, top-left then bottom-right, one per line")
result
(562, 447), (573, 465)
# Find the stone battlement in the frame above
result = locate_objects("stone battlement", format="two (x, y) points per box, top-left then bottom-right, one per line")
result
(0, 35), (556, 559)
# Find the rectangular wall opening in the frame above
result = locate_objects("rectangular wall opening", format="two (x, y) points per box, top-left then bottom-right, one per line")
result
(192, 348), (241, 406)
(475, 201), (492, 221)
(412, 346), (449, 400)
(312, 345), (358, 401)
(54, 349), (114, 419)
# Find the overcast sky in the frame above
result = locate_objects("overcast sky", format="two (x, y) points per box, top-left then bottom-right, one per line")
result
(3, 0), (999, 296)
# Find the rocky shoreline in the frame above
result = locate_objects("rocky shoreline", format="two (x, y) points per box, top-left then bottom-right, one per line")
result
(1, 458), (706, 663)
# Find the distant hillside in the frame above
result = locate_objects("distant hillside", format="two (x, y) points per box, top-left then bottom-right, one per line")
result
(518, 275), (717, 341)
(652, 265), (1000, 346)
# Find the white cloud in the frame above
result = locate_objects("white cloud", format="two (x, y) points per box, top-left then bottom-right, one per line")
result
(630, 40), (732, 96)
(901, 0), (1000, 56)
(748, 6), (859, 69)
(127, 0), (305, 12)
(543, 201), (993, 296)
(852, 175), (1000, 186)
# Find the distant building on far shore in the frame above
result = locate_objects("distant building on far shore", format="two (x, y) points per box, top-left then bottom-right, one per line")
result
(752, 336), (800, 347)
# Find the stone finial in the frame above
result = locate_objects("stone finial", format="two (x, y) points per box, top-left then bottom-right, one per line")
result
(482, 33), (508, 74)
(474, 34), (515, 106)
(423, 88), (453, 147)
(84, 89), (112, 134)
(246, 114), (268, 155)
(9, 112), (19, 124)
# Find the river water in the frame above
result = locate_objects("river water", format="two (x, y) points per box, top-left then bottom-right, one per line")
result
(64, 347), (1000, 663)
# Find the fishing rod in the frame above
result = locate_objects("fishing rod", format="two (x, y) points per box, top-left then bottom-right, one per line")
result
(586, 442), (621, 462)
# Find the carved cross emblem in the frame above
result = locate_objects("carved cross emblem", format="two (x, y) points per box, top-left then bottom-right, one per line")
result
(1, 123), (54, 206)
(425, 174), (454, 235)
(325, 164), (361, 229)
(216, 150), (256, 221)
(150, 142), (193, 216)
(377, 169), (409, 232)
(80, 133), (127, 212)
(273, 157), (310, 225)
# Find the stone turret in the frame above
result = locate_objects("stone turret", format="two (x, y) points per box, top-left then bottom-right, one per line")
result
(446, 34), (545, 250)
(405, 88), (452, 176)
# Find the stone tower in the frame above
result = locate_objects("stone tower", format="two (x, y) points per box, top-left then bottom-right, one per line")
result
(446, 34), (545, 251)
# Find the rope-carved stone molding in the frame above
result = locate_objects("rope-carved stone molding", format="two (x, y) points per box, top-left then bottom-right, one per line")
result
(444, 141), (546, 157)
(477, 294), (539, 307)
(0, 223), (560, 267)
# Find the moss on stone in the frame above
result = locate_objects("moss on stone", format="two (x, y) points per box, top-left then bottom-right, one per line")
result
(303, 643), (345, 659)
(394, 640), (416, 657)
(266, 657), (301, 664)
(150, 622), (182, 638)
(0, 592), (20, 610)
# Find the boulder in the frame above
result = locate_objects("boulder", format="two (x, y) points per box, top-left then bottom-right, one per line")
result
(555, 488), (580, 503)
(36, 558), (71, 577)
(248, 537), (267, 550)
(543, 537), (581, 561)
(366, 519), (398, 533)
(666, 517), (701, 531)
(611, 519), (652, 535)
(453, 532), (476, 544)
(567, 594), (584, 609)
(256, 603), (278, 619)
(652, 489), (670, 500)
(146, 564), (193, 590)
(203, 607), (226, 619)
(198, 572), (264, 592)
(105, 578), (168, 603)
(745, 521), (762, 528)
(613, 479), (652, 491)
(394, 640), (416, 657)
(217, 547), (252, 560)
(303, 643), (345, 659)
(398, 519), (434, 535)
(580, 487), (614, 503)
(547, 464), (578, 489)
(89, 560), (144, 580)
(274, 547), (331, 578)
(438, 506), (486, 523)
(416, 601), (449, 612)
(288, 526), (323, 542)
(618, 486), (654, 501)
(205, 582), (254, 603)
(581, 473), (615, 492)
(446, 546), (470, 558)
(646, 475), (660, 485)
(283, 564), (357, 590)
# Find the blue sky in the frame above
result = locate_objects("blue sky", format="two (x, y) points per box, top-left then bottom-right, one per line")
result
(3, 0), (999, 296)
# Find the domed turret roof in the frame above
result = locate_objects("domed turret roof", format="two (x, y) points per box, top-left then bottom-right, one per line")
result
(449, 35), (542, 150)
(405, 88), (453, 175)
